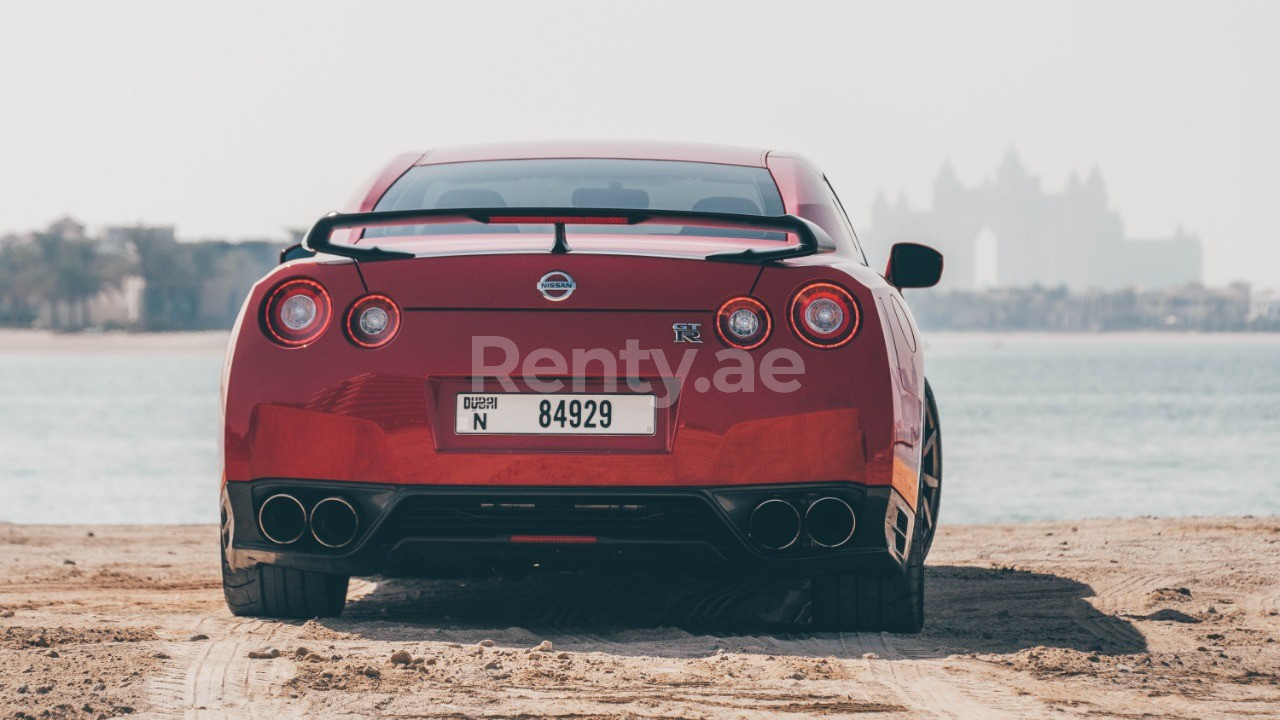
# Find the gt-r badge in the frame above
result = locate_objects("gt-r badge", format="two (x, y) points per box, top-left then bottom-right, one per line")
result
(673, 322), (702, 343)
(537, 271), (576, 301)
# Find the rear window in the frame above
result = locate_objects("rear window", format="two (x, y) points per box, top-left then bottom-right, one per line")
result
(366, 159), (786, 239)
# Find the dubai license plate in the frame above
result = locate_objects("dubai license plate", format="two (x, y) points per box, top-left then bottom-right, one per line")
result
(455, 393), (656, 435)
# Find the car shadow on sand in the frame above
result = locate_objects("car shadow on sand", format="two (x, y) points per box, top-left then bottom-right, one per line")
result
(310, 563), (1147, 659)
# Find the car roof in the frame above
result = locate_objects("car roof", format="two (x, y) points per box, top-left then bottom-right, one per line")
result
(415, 140), (770, 168)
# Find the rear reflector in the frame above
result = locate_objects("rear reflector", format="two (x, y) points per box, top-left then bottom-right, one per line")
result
(715, 296), (772, 350)
(344, 293), (401, 349)
(486, 216), (629, 225)
(508, 534), (599, 544)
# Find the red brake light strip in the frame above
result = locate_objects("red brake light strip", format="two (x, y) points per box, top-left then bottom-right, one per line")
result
(487, 216), (629, 225)
(508, 535), (599, 544)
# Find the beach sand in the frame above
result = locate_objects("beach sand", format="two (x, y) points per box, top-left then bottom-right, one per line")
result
(1, 518), (1277, 718)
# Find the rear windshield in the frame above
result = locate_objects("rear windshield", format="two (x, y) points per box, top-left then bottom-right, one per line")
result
(366, 159), (786, 239)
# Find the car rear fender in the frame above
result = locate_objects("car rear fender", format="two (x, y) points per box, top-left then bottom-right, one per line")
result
(752, 261), (919, 508)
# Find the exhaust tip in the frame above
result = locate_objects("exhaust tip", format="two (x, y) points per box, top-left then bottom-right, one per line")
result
(310, 497), (359, 549)
(258, 494), (307, 545)
(749, 499), (801, 551)
(805, 497), (856, 548)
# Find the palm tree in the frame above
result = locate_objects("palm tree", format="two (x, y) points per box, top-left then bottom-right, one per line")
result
(31, 225), (134, 330)
(0, 242), (43, 326)
(124, 225), (201, 330)
(32, 231), (67, 328)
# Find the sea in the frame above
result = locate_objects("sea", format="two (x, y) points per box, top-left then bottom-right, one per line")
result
(1, 332), (1277, 525)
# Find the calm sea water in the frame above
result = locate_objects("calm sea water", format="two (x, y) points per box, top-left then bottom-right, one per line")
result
(1, 332), (1277, 525)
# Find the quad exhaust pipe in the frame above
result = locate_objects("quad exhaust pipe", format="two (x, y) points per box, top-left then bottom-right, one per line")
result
(258, 494), (308, 545)
(749, 499), (802, 550)
(748, 496), (856, 551)
(257, 494), (359, 549)
(310, 497), (360, 548)
(804, 497), (856, 548)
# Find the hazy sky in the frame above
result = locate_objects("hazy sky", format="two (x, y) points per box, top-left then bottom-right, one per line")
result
(2, 1), (1277, 288)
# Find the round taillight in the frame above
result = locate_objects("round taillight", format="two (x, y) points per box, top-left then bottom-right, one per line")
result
(263, 278), (331, 347)
(345, 294), (401, 349)
(715, 296), (771, 350)
(789, 282), (859, 348)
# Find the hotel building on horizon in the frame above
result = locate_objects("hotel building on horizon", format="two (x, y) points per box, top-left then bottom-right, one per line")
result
(864, 150), (1203, 291)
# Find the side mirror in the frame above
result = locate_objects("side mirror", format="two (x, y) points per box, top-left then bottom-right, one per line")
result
(885, 243), (943, 289)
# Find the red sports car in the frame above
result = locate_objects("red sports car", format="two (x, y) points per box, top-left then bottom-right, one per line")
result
(219, 141), (943, 632)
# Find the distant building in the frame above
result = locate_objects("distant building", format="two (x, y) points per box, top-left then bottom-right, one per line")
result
(865, 150), (1203, 290)
(1252, 289), (1280, 323)
(83, 276), (145, 327)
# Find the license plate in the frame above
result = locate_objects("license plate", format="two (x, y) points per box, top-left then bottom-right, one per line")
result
(455, 393), (656, 435)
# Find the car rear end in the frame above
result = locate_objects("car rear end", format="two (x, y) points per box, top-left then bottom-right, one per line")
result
(219, 151), (926, 623)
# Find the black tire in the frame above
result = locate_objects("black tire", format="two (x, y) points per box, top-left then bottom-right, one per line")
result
(221, 541), (349, 619)
(810, 512), (925, 633)
(918, 380), (943, 558)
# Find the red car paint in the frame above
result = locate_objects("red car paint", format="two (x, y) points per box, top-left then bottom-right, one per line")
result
(221, 142), (927, 509)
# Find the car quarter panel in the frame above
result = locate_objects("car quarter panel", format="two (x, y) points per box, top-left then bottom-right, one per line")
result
(754, 260), (922, 508)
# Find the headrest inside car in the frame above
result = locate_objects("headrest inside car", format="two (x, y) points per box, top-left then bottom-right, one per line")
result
(427, 188), (515, 233)
(680, 197), (772, 237)
(435, 188), (508, 208)
(572, 183), (650, 209)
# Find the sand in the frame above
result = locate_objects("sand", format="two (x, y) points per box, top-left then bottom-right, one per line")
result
(0, 517), (1277, 719)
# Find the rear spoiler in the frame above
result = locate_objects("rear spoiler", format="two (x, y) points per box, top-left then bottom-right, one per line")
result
(298, 207), (832, 264)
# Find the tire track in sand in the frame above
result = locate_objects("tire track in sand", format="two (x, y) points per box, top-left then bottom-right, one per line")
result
(145, 617), (302, 719)
(147, 581), (379, 717)
(826, 631), (1058, 719)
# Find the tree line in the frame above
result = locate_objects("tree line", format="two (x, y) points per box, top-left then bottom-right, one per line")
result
(0, 222), (130, 328)
(0, 219), (283, 330)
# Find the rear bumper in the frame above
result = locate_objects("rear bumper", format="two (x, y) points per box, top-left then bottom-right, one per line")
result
(222, 479), (917, 578)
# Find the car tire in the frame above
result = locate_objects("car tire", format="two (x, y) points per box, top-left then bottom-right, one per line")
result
(918, 380), (943, 558)
(809, 514), (925, 633)
(221, 541), (349, 619)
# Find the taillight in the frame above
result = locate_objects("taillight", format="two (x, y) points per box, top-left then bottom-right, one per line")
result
(345, 294), (401, 349)
(789, 282), (860, 348)
(263, 278), (331, 347)
(715, 296), (771, 350)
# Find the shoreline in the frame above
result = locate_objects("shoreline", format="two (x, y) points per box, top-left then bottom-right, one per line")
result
(0, 329), (229, 353)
